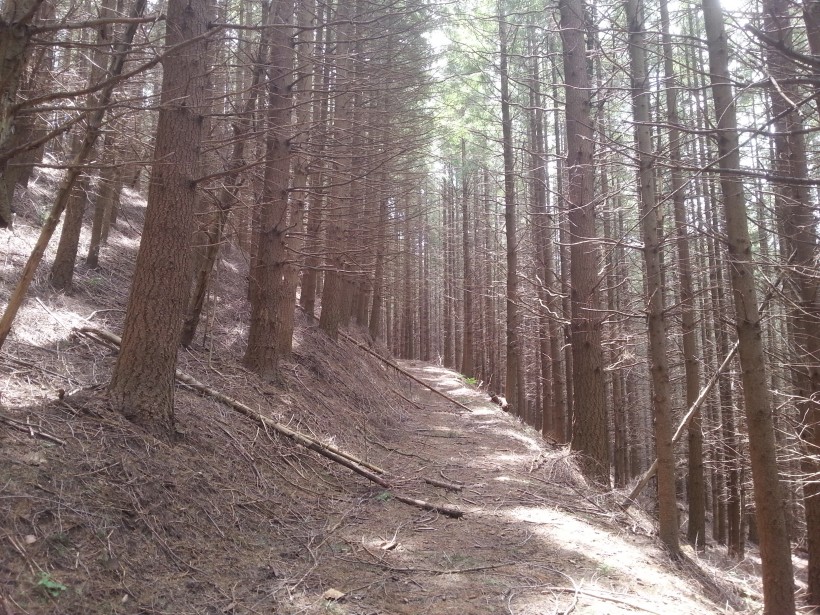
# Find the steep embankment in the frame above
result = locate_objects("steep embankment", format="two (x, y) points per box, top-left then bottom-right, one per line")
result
(2, 183), (763, 614)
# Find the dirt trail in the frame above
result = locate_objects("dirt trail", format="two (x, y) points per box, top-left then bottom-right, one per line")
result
(288, 360), (729, 615)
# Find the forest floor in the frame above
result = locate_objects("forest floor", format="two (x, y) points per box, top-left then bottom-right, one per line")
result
(0, 175), (801, 614)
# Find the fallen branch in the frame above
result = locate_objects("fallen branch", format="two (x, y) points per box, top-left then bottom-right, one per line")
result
(298, 307), (475, 414)
(0, 412), (67, 446)
(540, 587), (663, 615)
(74, 326), (463, 519)
(424, 477), (464, 492)
(340, 335), (474, 414)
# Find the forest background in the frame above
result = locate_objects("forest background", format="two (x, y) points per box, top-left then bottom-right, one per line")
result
(0, 0), (818, 611)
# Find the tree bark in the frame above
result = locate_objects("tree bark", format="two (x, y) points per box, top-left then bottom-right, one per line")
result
(498, 8), (523, 416)
(0, 0), (45, 228)
(762, 0), (820, 604)
(559, 0), (608, 483)
(626, 0), (679, 553)
(244, 0), (295, 376)
(109, 0), (210, 437)
(702, 0), (795, 609)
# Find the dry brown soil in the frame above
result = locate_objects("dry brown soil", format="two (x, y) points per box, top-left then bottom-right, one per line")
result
(0, 180), (774, 614)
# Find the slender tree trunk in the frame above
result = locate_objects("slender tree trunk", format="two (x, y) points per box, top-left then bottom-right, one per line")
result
(626, 0), (678, 552)
(318, 0), (355, 339)
(702, 0), (795, 609)
(461, 138), (475, 378)
(498, 8), (523, 415)
(182, 1), (272, 347)
(660, 0), (703, 549)
(50, 0), (118, 290)
(0, 0), (146, 350)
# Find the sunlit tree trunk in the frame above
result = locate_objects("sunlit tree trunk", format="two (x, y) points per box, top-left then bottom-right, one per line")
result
(625, 0), (678, 553)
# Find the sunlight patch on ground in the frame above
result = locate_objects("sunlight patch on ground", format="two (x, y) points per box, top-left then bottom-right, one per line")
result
(493, 474), (532, 484)
(503, 505), (712, 612)
(469, 406), (496, 416)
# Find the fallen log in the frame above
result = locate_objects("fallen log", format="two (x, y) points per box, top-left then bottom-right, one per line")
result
(75, 326), (463, 519)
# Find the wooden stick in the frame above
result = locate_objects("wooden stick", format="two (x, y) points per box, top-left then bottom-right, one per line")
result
(298, 306), (475, 414)
(74, 326), (464, 519)
(424, 477), (464, 492)
(0, 412), (67, 446)
(621, 271), (783, 510)
(341, 333), (474, 414)
(621, 340), (739, 510)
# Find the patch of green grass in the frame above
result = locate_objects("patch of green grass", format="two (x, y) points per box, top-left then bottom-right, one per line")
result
(36, 571), (67, 598)
(464, 376), (478, 386)
(375, 491), (392, 502)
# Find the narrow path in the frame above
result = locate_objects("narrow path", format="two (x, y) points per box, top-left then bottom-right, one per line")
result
(284, 361), (725, 615)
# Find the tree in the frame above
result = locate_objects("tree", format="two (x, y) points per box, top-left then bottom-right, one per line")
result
(759, 0), (820, 603)
(702, 0), (795, 609)
(498, 7), (523, 416)
(625, 0), (678, 554)
(109, 0), (211, 437)
(244, 0), (296, 377)
(559, 0), (609, 483)
(0, 0), (46, 228)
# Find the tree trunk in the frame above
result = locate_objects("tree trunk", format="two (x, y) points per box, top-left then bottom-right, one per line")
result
(0, 0), (45, 227)
(49, 0), (118, 289)
(560, 0), (608, 483)
(660, 0), (704, 549)
(702, 0), (795, 609)
(762, 0), (820, 604)
(498, 9), (523, 416)
(109, 0), (210, 437)
(0, 0), (146, 350)
(461, 138), (475, 378)
(626, 0), (678, 552)
(244, 0), (294, 376)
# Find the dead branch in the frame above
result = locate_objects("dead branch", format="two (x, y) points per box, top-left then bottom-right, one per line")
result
(74, 326), (464, 519)
(622, 272), (783, 510)
(424, 477), (463, 492)
(340, 334), (473, 414)
(0, 411), (67, 446)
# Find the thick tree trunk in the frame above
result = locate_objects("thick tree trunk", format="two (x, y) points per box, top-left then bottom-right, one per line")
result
(702, 0), (795, 609)
(559, 0), (608, 483)
(109, 0), (210, 437)
(762, 0), (820, 604)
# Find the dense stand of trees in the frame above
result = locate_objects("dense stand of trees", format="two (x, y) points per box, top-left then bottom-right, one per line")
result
(0, 0), (818, 611)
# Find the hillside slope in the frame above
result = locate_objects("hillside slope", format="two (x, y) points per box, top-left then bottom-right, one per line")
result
(1, 184), (767, 614)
